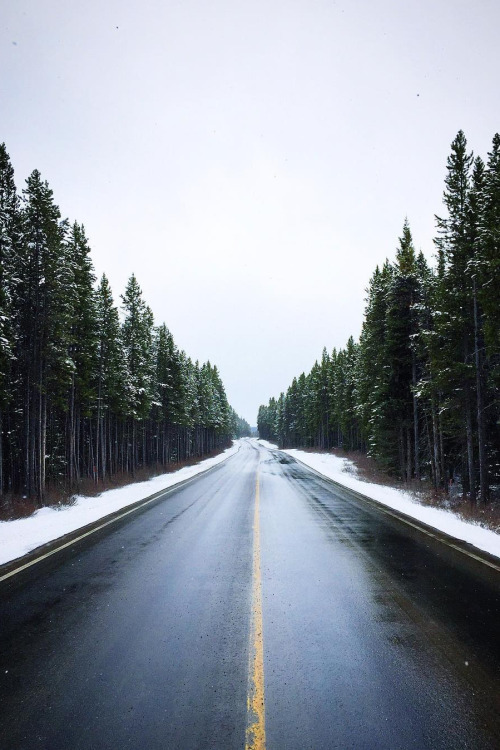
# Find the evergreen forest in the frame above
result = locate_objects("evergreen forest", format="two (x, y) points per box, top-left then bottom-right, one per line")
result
(0, 144), (250, 508)
(258, 131), (500, 505)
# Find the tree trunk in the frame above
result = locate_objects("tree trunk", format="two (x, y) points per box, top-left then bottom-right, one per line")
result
(438, 402), (446, 491)
(406, 427), (412, 483)
(0, 410), (3, 498)
(473, 278), (488, 503)
(465, 392), (476, 504)
(40, 392), (47, 503)
(412, 353), (420, 481)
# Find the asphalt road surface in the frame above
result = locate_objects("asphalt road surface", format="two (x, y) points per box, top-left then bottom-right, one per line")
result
(1, 440), (499, 749)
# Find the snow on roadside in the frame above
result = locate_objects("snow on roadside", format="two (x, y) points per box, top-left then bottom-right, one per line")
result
(260, 442), (500, 560)
(256, 439), (279, 451)
(0, 442), (241, 567)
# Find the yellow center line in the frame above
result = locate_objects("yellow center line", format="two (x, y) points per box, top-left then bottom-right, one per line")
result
(245, 468), (266, 750)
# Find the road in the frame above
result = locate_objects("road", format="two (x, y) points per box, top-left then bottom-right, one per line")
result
(1, 440), (499, 749)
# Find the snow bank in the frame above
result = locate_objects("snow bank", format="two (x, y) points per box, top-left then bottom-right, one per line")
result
(281, 448), (500, 560)
(257, 439), (279, 450)
(0, 442), (241, 567)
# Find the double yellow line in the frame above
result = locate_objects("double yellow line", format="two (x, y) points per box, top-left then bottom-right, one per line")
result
(245, 469), (266, 750)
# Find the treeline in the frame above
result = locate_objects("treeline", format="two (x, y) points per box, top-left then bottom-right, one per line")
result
(0, 143), (244, 505)
(258, 131), (500, 504)
(230, 410), (252, 439)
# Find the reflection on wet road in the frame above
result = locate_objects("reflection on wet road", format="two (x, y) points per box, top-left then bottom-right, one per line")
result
(1, 440), (499, 749)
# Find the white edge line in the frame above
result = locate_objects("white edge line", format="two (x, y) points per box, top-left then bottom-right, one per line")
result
(287, 454), (500, 574)
(0, 445), (240, 583)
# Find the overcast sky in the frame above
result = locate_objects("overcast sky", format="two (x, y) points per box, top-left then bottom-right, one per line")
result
(2, 0), (500, 423)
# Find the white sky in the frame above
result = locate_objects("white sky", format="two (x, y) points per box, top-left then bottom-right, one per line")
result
(2, 0), (500, 423)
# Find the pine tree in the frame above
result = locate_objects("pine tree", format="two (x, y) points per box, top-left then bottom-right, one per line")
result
(335, 337), (360, 451)
(318, 348), (332, 448)
(464, 157), (489, 502)
(410, 251), (436, 485)
(476, 135), (500, 498)
(121, 274), (155, 471)
(0, 144), (21, 495)
(275, 392), (287, 447)
(306, 360), (322, 448)
(257, 399), (277, 442)
(95, 274), (128, 480)
(17, 170), (71, 499)
(153, 323), (177, 464)
(356, 261), (394, 467)
(65, 222), (98, 484)
(433, 131), (477, 499)
(382, 221), (423, 478)
(479, 135), (500, 390)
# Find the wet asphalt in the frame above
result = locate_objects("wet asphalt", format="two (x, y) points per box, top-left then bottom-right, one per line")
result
(1, 440), (499, 749)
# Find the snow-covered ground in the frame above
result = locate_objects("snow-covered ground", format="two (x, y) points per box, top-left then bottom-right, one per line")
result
(258, 441), (500, 561)
(0, 442), (241, 567)
(256, 439), (278, 451)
